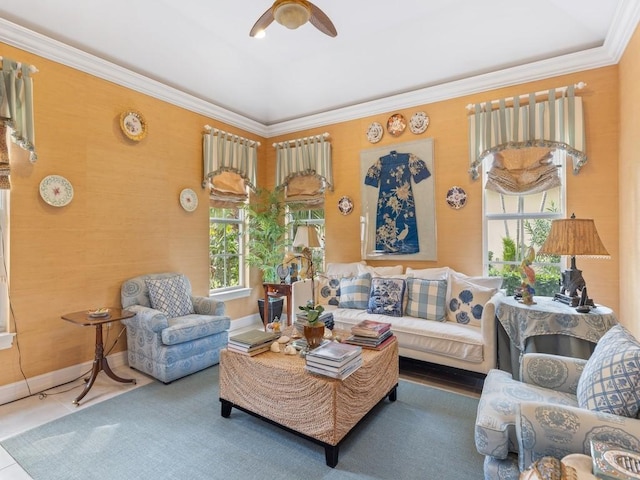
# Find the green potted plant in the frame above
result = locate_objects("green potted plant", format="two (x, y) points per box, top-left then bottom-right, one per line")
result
(298, 301), (325, 349)
(244, 188), (289, 323)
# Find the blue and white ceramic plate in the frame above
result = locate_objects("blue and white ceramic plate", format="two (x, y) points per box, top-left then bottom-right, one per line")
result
(39, 175), (74, 207)
(446, 186), (467, 209)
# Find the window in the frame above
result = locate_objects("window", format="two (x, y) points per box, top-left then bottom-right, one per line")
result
(287, 208), (325, 274)
(483, 151), (565, 295)
(209, 207), (245, 292)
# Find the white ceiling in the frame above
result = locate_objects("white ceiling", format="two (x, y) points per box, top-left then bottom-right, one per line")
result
(0, 0), (638, 136)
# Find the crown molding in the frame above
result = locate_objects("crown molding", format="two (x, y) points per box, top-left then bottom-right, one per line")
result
(1, 0), (638, 139)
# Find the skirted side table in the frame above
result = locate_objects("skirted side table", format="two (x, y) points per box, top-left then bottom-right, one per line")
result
(495, 295), (617, 379)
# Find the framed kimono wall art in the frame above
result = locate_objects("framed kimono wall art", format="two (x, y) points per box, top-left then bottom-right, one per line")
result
(360, 138), (436, 261)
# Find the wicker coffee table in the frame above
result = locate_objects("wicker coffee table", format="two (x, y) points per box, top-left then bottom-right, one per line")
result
(219, 335), (399, 467)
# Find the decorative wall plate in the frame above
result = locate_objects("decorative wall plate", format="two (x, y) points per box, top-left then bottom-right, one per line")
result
(409, 112), (430, 134)
(119, 110), (147, 141)
(366, 122), (383, 143)
(338, 196), (354, 215)
(180, 188), (198, 212)
(446, 186), (467, 209)
(386, 113), (406, 137)
(39, 175), (74, 207)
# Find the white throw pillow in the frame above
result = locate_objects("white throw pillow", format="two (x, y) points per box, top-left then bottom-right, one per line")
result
(325, 261), (366, 278)
(405, 266), (450, 281)
(447, 275), (497, 326)
(357, 264), (404, 276)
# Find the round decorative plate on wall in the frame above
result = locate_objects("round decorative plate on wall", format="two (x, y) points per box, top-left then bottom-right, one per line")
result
(386, 113), (406, 137)
(179, 188), (198, 212)
(366, 122), (383, 143)
(409, 112), (430, 134)
(338, 196), (354, 215)
(39, 175), (74, 207)
(119, 110), (147, 141)
(446, 186), (467, 210)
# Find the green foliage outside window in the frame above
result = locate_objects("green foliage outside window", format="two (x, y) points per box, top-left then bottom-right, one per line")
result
(209, 207), (242, 290)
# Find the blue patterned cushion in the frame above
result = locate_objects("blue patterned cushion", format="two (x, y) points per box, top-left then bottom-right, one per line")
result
(577, 324), (640, 417)
(405, 278), (447, 321)
(145, 275), (194, 318)
(338, 273), (371, 309)
(447, 275), (497, 326)
(367, 277), (406, 316)
(315, 275), (341, 307)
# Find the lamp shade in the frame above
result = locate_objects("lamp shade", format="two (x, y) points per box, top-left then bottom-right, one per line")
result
(274, 1), (310, 30)
(293, 225), (321, 248)
(538, 216), (609, 258)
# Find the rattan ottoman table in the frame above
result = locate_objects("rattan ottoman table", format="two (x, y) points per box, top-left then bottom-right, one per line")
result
(219, 337), (399, 467)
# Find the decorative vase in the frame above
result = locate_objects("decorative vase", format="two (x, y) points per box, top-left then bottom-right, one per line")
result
(303, 321), (325, 350)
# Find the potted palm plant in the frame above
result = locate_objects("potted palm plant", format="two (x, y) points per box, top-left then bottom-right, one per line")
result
(244, 188), (289, 323)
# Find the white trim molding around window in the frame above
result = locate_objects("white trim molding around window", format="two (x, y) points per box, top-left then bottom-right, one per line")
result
(0, 189), (14, 348)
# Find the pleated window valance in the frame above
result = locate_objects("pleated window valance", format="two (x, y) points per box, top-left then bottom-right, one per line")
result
(0, 57), (38, 189)
(468, 84), (586, 189)
(203, 127), (259, 207)
(274, 133), (333, 208)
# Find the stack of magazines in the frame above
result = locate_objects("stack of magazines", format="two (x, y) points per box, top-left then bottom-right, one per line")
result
(305, 341), (363, 380)
(345, 319), (395, 350)
(227, 329), (280, 356)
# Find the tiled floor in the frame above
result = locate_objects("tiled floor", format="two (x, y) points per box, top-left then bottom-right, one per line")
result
(0, 359), (484, 479)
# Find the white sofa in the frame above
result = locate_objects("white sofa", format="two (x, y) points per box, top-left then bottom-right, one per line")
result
(291, 262), (504, 375)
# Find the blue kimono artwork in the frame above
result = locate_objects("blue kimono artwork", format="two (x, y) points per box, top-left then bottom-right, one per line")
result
(365, 150), (431, 254)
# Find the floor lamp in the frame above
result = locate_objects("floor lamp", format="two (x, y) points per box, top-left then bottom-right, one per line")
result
(537, 213), (609, 308)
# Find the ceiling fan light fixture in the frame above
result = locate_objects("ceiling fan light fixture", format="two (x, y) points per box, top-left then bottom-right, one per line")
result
(274, 2), (311, 30)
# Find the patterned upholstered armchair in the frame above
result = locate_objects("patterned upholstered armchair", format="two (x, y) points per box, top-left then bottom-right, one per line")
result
(475, 324), (640, 480)
(120, 272), (230, 383)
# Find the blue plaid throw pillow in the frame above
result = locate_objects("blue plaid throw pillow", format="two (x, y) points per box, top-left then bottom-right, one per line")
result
(145, 275), (194, 318)
(405, 278), (447, 321)
(577, 324), (640, 417)
(338, 273), (371, 309)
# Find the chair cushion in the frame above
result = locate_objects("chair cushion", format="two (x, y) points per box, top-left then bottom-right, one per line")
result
(145, 275), (194, 318)
(161, 314), (230, 345)
(367, 277), (406, 317)
(338, 273), (372, 309)
(576, 324), (640, 417)
(405, 278), (447, 321)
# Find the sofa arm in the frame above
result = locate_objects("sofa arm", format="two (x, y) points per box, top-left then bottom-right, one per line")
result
(520, 353), (587, 394)
(480, 291), (504, 368)
(122, 305), (169, 333)
(516, 402), (640, 471)
(192, 296), (226, 316)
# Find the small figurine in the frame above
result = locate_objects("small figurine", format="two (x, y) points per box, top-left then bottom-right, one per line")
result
(520, 246), (536, 305)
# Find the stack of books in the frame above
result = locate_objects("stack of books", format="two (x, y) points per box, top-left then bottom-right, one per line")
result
(345, 319), (395, 350)
(305, 341), (363, 380)
(227, 329), (280, 356)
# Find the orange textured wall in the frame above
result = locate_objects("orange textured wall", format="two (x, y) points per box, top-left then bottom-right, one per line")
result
(618, 23), (640, 336)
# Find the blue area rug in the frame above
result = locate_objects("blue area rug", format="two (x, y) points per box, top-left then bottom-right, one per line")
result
(1, 366), (484, 479)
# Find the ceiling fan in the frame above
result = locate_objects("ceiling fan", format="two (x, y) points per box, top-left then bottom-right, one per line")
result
(249, 0), (338, 38)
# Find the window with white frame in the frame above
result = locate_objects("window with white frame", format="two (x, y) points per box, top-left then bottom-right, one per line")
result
(209, 206), (245, 292)
(0, 189), (8, 334)
(484, 151), (565, 295)
(287, 208), (325, 274)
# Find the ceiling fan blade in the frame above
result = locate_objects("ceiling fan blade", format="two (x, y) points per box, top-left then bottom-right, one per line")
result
(249, 7), (275, 37)
(308, 2), (337, 37)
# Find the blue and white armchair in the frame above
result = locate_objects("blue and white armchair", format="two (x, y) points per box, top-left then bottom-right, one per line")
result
(120, 272), (230, 383)
(475, 324), (640, 480)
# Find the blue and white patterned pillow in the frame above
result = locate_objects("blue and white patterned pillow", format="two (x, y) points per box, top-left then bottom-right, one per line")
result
(338, 273), (372, 309)
(577, 324), (640, 417)
(145, 275), (194, 318)
(367, 277), (406, 317)
(447, 276), (497, 326)
(315, 275), (341, 307)
(405, 278), (447, 321)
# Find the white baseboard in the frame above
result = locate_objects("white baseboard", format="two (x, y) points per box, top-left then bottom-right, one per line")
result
(0, 351), (129, 406)
(0, 318), (264, 406)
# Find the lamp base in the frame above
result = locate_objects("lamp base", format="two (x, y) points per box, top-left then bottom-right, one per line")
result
(552, 292), (594, 307)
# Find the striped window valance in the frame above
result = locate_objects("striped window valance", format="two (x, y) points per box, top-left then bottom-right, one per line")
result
(203, 126), (259, 207)
(0, 57), (38, 189)
(468, 84), (586, 181)
(275, 133), (333, 207)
